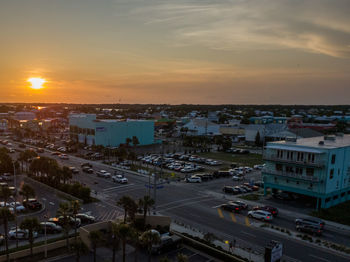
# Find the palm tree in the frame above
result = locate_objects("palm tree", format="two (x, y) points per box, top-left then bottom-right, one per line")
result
(138, 196), (155, 223)
(19, 184), (35, 203)
(20, 217), (41, 257)
(89, 230), (103, 262)
(72, 239), (88, 262)
(57, 202), (71, 249)
(116, 223), (133, 262)
(117, 196), (137, 223)
(62, 166), (72, 184)
(0, 187), (12, 206)
(132, 136), (140, 147)
(70, 200), (81, 241)
(110, 222), (121, 262)
(140, 230), (161, 262)
(0, 208), (13, 262)
(125, 137), (132, 147)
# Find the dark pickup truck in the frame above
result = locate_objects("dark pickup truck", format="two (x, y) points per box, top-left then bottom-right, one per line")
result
(151, 234), (182, 254)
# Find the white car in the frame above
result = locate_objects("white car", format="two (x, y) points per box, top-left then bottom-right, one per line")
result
(9, 202), (26, 212)
(232, 175), (243, 181)
(185, 176), (202, 183)
(248, 210), (273, 221)
(9, 227), (38, 240)
(112, 175), (128, 184)
(97, 170), (111, 178)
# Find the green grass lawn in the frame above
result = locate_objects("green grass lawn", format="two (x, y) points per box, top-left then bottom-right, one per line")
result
(311, 201), (350, 226)
(198, 152), (263, 166)
(239, 193), (261, 201)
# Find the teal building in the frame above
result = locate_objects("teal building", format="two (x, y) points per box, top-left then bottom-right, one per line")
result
(69, 114), (154, 147)
(262, 135), (350, 209)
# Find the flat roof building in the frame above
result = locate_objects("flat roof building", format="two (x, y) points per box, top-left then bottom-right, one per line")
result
(69, 114), (154, 147)
(263, 134), (350, 209)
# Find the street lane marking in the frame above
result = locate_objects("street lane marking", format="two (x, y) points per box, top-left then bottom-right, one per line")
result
(245, 217), (250, 227)
(230, 213), (237, 223)
(240, 231), (255, 238)
(42, 198), (46, 201)
(103, 184), (135, 192)
(217, 208), (224, 218)
(49, 202), (55, 206)
(309, 254), (330, 262)
(158, 196), (210, 208)
(212, 204), (222, 208)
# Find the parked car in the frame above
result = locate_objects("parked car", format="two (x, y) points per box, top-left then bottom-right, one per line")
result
(39, 222), (63, 234)
(247, 210), (273, 221)
(296, 224), (323, 236)
(230, 201), (248, 210)
(253, 206), (278, 217)
(220, 203), (241, 213)
(295, 218), (325, 229)
(76, 213), (96, 224)
(9, 202), (26, 212)
(37, 148), (45, 153)
(112, 175), (128, 184)
(232, 175), (243, 181)
(185, 176), (202, 183)
(23, 198), (42, 210)
(222, 186), (239, 194)
(273, 192), (293, 201)
(150, 233), (182, 255)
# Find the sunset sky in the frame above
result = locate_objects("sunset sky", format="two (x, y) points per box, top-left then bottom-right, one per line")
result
(1, 0), (350, 104)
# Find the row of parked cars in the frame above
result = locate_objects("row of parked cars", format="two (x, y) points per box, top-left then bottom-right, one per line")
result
(7, 213), (96, 240)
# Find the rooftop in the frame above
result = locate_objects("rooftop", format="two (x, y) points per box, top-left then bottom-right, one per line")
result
(268, 134), (350, 149)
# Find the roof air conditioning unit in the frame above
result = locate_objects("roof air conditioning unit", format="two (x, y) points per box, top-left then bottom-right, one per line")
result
(319, 141), (324, 145)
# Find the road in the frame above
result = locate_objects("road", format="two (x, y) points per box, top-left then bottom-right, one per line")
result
(2, 140), (350, 262)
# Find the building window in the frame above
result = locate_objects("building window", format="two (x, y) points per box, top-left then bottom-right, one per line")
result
(297, 152), (304, 162)
(325, 197), (331, 203)
(331, 154), (336, 164)
(290, 152), (294, 160)
(276, 164), (283, 172)
(296, 167), (303, 175)
(333, 195), (338, 200)
(341, 192), (345, 197)
(286, 166), (294, 173)
(330, 169), (334, 179)
(308, 153), (315, 163)
(306, 168), (314, 176)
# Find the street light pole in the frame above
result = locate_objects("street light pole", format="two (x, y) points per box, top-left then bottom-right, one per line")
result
(44, 214), (48, 258)
(13, 161), (18, 248)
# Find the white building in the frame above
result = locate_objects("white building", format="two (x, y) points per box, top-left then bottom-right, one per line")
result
(183, 118), (220, 136)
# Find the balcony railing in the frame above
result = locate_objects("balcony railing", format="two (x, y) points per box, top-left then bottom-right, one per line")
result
(263, 155), (325, 167)
(262, 168), (320, 182)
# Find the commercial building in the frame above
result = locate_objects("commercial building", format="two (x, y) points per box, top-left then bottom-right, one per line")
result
(262, 134), (350, 209)
(69, 114), (154, 147)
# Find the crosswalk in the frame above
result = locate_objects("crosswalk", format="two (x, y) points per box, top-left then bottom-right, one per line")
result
(95, 209), (122, 221)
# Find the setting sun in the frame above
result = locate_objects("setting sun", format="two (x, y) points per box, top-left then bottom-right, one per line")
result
(28, 77), (46, 90)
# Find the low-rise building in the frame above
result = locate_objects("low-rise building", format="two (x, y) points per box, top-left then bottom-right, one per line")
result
(262, 134), (350, 209)
(69, 114), (154, 147)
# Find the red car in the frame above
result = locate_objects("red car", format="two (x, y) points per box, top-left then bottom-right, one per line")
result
(252, 206), (278, 216)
